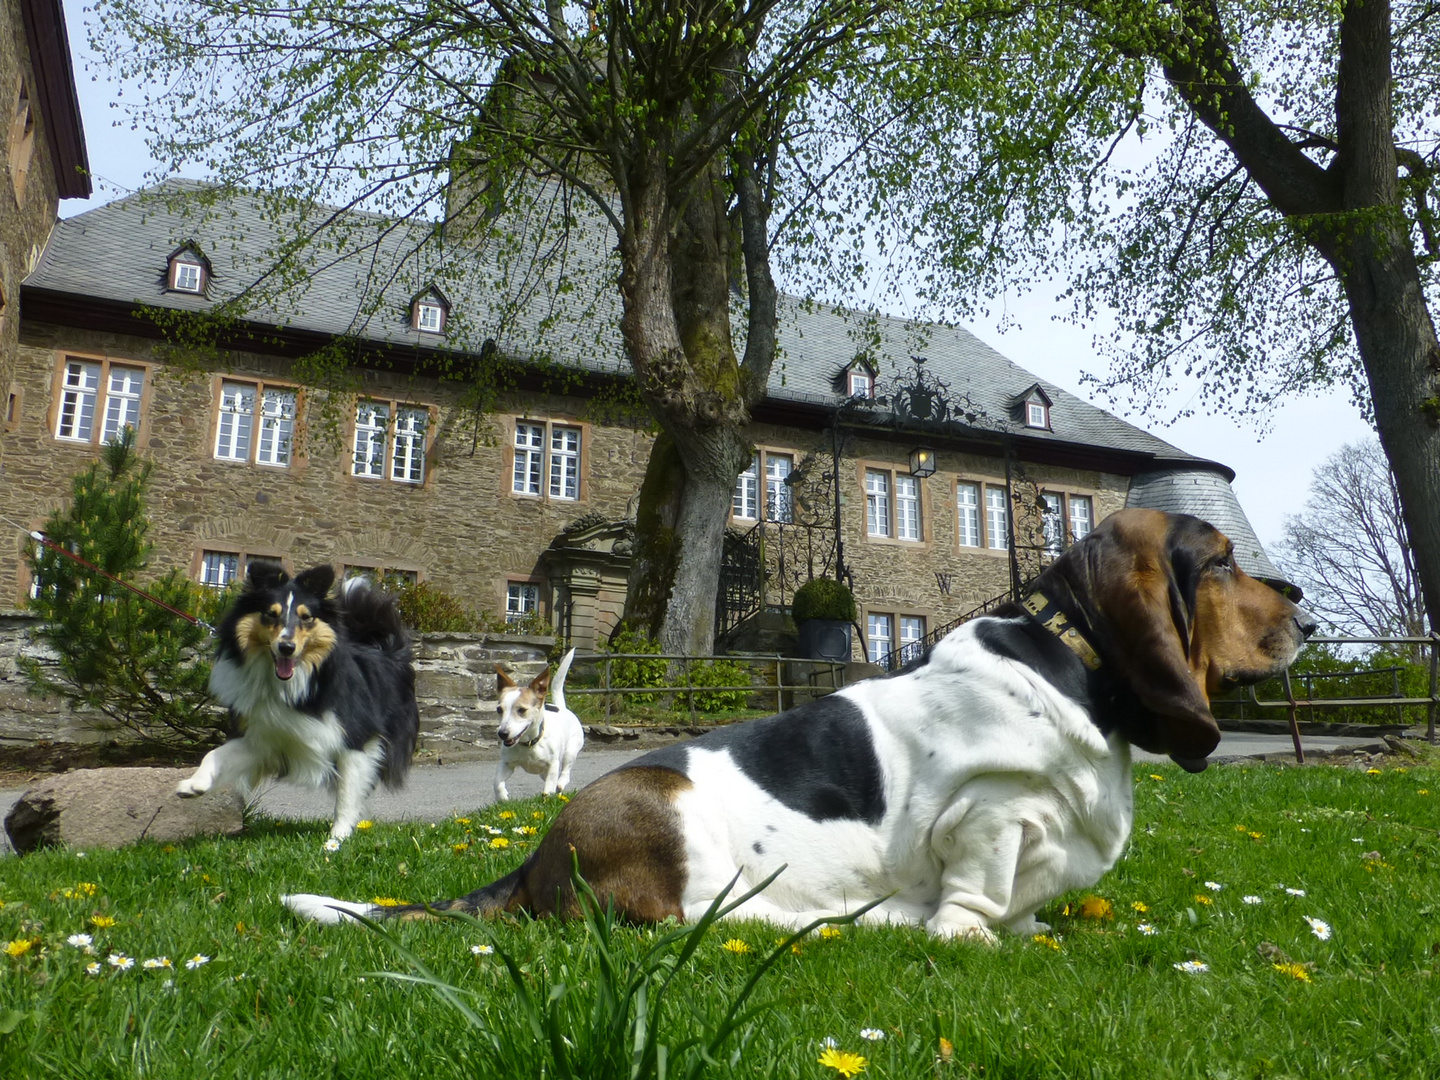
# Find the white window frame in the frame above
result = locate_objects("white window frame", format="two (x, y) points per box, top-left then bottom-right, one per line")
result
(1069, 495), (1094, 545)
(199, 551), (241, 589)
(733, 453), (760, 520)
(895, 474), (922, 541)
(865, 469), (891, 537)
(866, 613), (893, 664)
(985, 484), (1010, 551)
(55, 357), (147, 445)
(256, 387), (298, 467)
(509, 419), (583, 502)
(414, 299), (446, 333)
(848, 368), (874, 399)
(215, 381), (256, 462)
(765, 453), (794, 523)
(899, 615), (925, 664)
(1041, 492), (1065, 556)
(171, 260), (204, 293)
(353, 399), (431, 484)
(506, 581), (540, 623)
(1025, 398), (1050, 429)
(956, 481), (981, 548)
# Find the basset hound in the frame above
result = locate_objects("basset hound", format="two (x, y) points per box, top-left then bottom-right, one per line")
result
(284, 509), (1316, 941)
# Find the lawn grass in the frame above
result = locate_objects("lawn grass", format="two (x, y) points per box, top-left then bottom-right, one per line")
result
(2, 760), (1439, 1079)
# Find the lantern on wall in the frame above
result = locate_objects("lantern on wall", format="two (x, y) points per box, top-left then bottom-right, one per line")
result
(908, 446), (937, 478)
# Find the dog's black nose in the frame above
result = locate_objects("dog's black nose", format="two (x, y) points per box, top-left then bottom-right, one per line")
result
(1294, 610), (1319, 640)
(277, 641), (297, 656)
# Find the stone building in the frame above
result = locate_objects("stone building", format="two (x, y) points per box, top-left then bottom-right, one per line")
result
(1, 0), (88, 471)
(9, 182), (1284, 662)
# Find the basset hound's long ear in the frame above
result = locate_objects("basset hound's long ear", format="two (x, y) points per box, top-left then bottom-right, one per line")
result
(1089, 511), (1220, 767)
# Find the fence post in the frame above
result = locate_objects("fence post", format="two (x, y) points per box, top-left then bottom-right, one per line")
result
(604, 654), (612, 723)
(775, 656), (783, 713)
(1281, 668), (1305, 764)
(1428, 634), (1438, 744)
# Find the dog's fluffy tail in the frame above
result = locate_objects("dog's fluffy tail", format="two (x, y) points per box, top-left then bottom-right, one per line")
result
(550, 647), (576, 713)
(282, 865), (527, 926)
(337, 576), (412, 657)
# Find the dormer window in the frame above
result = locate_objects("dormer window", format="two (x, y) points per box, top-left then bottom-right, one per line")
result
(844, 359), (877, 399)
(166, 246), (210, 294)
(1020, 385), (1053, 430)
(410, 288), (450, 334)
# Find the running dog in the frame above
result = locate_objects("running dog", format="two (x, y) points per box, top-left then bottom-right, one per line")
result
(178, 562), (419, 841)
(493, 647), (584, 801)
(284, 510), (1314, 937)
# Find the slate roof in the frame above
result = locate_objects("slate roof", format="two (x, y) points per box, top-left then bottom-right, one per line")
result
(27, 181), (1286, 581)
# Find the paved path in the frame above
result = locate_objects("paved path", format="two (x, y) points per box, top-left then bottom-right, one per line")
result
(0, 729), (1390, 853)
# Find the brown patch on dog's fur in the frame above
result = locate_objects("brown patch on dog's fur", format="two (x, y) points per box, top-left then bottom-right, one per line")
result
(238, 603), (337, 674)
(378, 766), (692, 925)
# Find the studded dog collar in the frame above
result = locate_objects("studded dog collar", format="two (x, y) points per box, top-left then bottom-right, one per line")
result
(1021, 592), (1102, 671)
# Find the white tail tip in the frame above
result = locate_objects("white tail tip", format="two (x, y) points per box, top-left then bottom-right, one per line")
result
(281, 893), (375, 925)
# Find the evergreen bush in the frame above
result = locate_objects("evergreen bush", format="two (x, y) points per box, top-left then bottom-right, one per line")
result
(22, 431), (228, 751)
(791, 577), (856, 623)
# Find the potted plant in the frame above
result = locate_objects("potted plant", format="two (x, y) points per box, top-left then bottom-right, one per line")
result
(791, 577), (857, 662)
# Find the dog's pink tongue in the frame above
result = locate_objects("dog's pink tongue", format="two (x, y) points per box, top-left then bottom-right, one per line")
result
(275, 656), (296, 681)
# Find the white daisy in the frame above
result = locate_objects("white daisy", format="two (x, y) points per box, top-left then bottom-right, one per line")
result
(1137, 923), (1157, 936)
(142, 957), (173, 970)
(1242, 896), (1262, 905)
(859, 1028), (885, 1041)
(470, 944), (495, 956)
(323, 837), (342, 852)
(84, 961), (101, 976)
(1304, 916), (1332, 941)
(1204, 881), (1223, 891)
(66, 933), (93, 948)
(185, 954), (210, 970)
(108, 953), (134, 971)
(1285, 887), (1306, 897)
(1173, 960), (1209, 974)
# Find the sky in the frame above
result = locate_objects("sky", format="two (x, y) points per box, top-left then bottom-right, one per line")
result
(55, 0), (1377, 551)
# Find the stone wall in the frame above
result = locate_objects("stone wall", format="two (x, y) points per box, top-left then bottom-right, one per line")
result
(0, 610), (553, 756)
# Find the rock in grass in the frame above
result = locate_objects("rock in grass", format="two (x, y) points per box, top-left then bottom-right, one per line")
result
(4, 767), (244, 854)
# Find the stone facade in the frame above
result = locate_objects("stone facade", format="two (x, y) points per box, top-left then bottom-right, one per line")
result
(0, 0), (87, 473)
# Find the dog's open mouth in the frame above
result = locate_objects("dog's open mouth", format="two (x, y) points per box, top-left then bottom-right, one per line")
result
(500, 734), (518, 748)
(275, 655), (296, 681)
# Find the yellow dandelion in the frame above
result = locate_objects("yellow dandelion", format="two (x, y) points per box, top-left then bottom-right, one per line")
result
(90, 915), (116, 929)
(452, 843), (471, 854)
(356, 820), (374, 831)
(488, 837), (510, 849)
(162, 845), (176, 854)
(1419, 790), (1430, 796)
(791, 943), (804, 955)
(1393, 767), (1409, 774)
(1131, 901), (1149, 913)
(3, 939), (35, 958)
(1234, 824), (1248, 833)
(497, 811), (515, 820)
(532, 811), (545, 820)
(556, 793), (569, 802)
(1249, 831), (1263, 840)
(1366, 768), (1382, 775)
(1193, 895), (1213, 906)
(453, 817), (471, 826)
(1078, 895), (1114, 921)
(938, 1037), (954, 1062)
(721, 938), (752, 955)
(818, 926), (843, 940)
(1148, 774), (1164, 782)
(818, 1047), (867, 1077)
(1032, 934), (1061, 950)
(1273, 962), (1312, 982)
(371, 897), (407, 907)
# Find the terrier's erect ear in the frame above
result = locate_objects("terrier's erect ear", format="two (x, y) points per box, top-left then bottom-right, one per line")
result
(527, 667), (552, 699)
(495, 664), (518, 692)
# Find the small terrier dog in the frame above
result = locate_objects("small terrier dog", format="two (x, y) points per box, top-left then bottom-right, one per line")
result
(493, 647), (583, 801)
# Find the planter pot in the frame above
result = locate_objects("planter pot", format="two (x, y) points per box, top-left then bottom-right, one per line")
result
(797, 618), (852, 662)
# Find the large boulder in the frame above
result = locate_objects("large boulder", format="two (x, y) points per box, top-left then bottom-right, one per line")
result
(4, 767), (245, 854)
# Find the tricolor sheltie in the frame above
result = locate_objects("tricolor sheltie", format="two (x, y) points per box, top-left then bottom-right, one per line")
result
(177, 561), (419, 841)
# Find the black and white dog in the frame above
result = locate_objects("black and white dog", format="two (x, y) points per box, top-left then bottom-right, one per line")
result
(284, 510), (1314, 937)
(178, 562), (419, 841)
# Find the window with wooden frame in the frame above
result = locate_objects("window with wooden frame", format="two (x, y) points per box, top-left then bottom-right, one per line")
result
(510, 418), (584, 502)
(864, 467), (923, 542)
(506, 580), (542, 623)
(957, 479), (1017, 552)
(214, 378), (298, 467)
(1022, 387), (1053, 430)
(352, 399), (433, 484)
(194, 547), (283, 589)
(732, 450), (795, 523)
(10, 79), (35, 204)
(343, 563), (420, 589)
(1040, 490), (1095, 554)
(169, 256), (205, 293)
(411, 290), (449, 334)
(844, 359), (877, 400)
(52, 355), (150, 446)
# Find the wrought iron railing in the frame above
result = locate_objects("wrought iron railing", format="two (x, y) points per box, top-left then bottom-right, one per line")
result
(714, 519), (841, 640)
